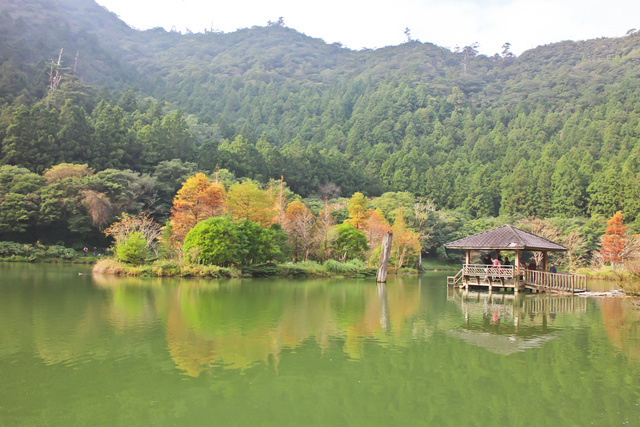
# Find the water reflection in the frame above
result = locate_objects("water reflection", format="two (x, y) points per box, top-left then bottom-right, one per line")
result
(93, 275), (423, 376)
(447, 288), (588, 355)
(600, 297), (640, 361)
(5, 265), (640, 425)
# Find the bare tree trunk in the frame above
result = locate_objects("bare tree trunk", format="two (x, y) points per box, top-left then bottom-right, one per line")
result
(377, 232), (393, 283)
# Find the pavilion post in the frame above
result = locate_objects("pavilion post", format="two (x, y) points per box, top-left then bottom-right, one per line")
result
(514, 249), (521, 285)
(542, 251), (548, 272)
(465, 250), (471, 265)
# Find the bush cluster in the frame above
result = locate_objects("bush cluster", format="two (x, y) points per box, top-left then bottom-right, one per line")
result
(0, 241), (78, 261)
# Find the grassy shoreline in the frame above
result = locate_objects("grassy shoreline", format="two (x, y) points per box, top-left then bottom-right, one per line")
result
(92, 258), (386, 279)
(576, 266), (638, 281)
(574, 267), (640, 296)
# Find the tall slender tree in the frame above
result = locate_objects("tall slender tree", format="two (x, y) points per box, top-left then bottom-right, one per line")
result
(600, 211), (627, 269)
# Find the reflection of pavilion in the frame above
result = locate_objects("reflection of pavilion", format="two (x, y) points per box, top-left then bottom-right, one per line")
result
(446, 287), (587, 355)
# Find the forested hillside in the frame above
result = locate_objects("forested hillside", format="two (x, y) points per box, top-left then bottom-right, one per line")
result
(1, 0), (640, 237)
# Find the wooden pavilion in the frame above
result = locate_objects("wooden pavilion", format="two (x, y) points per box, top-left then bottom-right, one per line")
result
(445, 225), (587, 293)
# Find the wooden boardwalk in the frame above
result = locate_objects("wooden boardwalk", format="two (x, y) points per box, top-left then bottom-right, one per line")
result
(447, 264), (588, 294)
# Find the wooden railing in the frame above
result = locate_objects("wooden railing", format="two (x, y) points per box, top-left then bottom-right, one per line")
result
(463, 264), (515, 278)
(447, 269), (464, 286)
(524, 270), (588, 293)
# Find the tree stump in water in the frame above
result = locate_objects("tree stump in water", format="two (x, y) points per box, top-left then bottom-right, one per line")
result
(376, 231), (393, 283)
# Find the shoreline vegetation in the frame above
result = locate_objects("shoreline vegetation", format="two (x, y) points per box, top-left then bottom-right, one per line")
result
(93, 258), (388, 279)
(577, 267), (640, 296)
(1, 239), (637, 287)
(3, 250), (640, 295)
(0, 242), (96, 263)
(0, 241), (637, 284)
(91, 257), (462, 279)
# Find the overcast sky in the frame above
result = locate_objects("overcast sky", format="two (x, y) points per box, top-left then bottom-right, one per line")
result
(95, 0), (639, 56)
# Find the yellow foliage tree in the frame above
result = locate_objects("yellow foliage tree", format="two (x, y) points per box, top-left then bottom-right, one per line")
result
(391, 207), (421, 269)
(346, 192), (369, 230)
(226, 181), (274, 226)
(43, 163), (94, 183)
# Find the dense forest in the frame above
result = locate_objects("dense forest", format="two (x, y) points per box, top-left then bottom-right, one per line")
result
(1, 0), (640, 258)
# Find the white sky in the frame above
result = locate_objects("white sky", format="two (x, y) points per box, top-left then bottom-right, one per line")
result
(95, 0), (640, 56)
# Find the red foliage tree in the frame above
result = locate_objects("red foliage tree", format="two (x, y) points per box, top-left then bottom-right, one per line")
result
(600, 211), (627, 269)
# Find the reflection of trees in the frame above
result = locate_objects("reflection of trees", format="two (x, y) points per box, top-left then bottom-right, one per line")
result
(158, 279), (423, 376)
(7, 272), (425, 376)
(93, 273), (163, 330)
(0, 269), (115, 365)
(601, 298), (640, 361)
(166, 290), (218, 377)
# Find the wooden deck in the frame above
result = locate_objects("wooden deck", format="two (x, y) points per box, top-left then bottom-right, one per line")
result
(447, 264), (588, 294)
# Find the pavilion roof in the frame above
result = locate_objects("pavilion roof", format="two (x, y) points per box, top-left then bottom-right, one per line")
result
(444, 225), (567, 252)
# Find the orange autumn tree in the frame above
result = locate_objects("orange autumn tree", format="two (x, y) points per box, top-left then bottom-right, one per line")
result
(391, 207), (421, 270)
(170, 173), (226, 242)
(282, 200), (315, 261)
(365, 209), (392, 249)
(600, 211), (627, 269)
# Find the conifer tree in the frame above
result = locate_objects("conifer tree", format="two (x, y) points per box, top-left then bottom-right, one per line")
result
(600, 211), (627, 269)
(226, 181), (274, 226)
(346, 192), (369, 230)
(170, 173), (226, 242)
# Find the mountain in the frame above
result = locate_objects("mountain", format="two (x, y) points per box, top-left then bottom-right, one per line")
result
(2, 0), (640, 224)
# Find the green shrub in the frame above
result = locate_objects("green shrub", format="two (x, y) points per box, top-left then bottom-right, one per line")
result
(323, 258), (368, 276)
(115, 232), (147, 265)
(323, 259), (347, 273)
(45, 245), (78, 259)
(183, 216), (286, 266)
(276, 264), (310, 278)
(0, 242), (27, 257)
(331, 224), (368, 261)
(0, 241), (78, 261)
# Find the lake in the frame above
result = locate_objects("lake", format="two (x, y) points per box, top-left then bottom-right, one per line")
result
(1, 263), (639, 426)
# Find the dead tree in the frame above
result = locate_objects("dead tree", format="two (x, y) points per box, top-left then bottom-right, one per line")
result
(377, 232), (393, 283)
(48, 48), (64, 93)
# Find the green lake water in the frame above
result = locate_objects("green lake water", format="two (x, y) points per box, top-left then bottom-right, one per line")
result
(1, 263), (640, 426)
